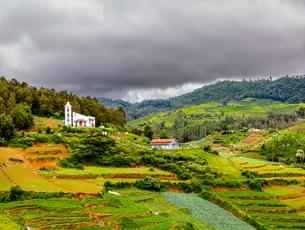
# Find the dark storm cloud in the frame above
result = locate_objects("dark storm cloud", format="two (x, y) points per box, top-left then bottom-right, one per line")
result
(0, 0), (305, 101)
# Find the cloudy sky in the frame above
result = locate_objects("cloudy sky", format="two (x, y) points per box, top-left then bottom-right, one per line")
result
(0, 0), (305, 102)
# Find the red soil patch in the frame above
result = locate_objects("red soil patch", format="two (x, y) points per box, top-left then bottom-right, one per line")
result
(166, 187), (183, 193)
(24, 144), (70, 169)
(76, 193), (100, 199)
(279, 192), (305, 200)
(240, 133), (263, 145)
(29, 160), (58, 170)
(212, 186), (249, 192)
(212, 144), (232, 153)
(84, 203), (111, 208)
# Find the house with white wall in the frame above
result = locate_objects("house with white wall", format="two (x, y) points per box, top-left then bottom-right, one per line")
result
(64, 102), (95, 128)
(150, 138), (179, 149)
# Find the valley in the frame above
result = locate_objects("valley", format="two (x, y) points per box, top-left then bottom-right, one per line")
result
(2, 77), (305, 229)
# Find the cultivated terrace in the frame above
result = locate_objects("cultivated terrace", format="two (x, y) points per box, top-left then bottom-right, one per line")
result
(2, 78), (305, 229)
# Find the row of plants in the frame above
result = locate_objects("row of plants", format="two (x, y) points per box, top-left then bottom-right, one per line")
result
(209, 189), (305, 229)
(103, 177), (202, 193)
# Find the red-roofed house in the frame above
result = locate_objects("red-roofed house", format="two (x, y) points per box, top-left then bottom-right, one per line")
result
(150, 138), (179, 149)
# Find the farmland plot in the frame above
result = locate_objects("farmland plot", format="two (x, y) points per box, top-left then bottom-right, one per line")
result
(214, 190), (305, 229)
(0, 189), (212, 230)
(163, 192), (255, 230)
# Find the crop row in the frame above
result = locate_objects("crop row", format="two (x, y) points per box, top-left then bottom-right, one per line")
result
(213, 190), (305, 229)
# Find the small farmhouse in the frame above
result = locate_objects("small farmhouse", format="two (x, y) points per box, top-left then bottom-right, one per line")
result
(150, 138), (179, 149)
(64, 102), (95, 128)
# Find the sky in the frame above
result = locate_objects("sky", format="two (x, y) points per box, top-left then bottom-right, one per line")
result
(0, 0), (305, 102)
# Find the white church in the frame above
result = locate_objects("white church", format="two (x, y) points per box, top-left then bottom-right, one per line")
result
(64, 102), (96, 128)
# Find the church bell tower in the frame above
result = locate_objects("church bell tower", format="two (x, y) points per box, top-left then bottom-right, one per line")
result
(64, 102), (72, 126)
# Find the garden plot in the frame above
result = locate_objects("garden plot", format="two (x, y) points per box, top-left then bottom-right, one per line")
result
(163, 192), (255, 230)
(24, 143), (69, 169)
(0, 145), (178, 193)
(0, 147), (63, 192)
(40, 166), (175, 180)
(0, 189), (212, 230)
(233, 157), (305, 178)
(213, 189), (305, 229)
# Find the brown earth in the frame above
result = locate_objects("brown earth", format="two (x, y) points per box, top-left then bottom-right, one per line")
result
(212, 186), (249, 192)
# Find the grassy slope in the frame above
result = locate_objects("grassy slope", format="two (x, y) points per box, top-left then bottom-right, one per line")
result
(128, 98), (305, 129)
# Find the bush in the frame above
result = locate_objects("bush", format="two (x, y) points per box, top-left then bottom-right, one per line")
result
(9, 186), (24, 201)
(9, 136), (34, 148)
(103, 181), (133, 190)
(242, 170), (261, 179)
(50, 134), (63, 143)
(247, 179), (265, 191)
(58, 158), (84, 170)
(0, 137), (8, 146)
(203, 145), (219, 155)
(136, 177), (164, 192)
(9, 157), (23, 163)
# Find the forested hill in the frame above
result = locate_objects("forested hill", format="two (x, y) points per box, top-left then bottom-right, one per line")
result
(100, 76), (305, 120)
(0, 77), (126, 127)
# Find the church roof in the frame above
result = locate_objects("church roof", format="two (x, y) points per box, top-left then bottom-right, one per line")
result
(65, 101), (71, 107)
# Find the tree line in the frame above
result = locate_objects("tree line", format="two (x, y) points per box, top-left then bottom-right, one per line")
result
(0, 77), (126, 140)
(118, 75), (305, 120)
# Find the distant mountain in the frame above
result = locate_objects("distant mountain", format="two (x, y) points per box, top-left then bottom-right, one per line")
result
(98, 98), (131, 109)
(100, 75), (305, 120)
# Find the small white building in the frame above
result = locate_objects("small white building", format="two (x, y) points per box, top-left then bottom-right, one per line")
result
(150, 138), (179, 149)
(64, 102), (95, 128)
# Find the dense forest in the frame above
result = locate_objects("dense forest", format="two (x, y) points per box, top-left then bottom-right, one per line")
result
(101, 76), (305, 120)
(0, 77), (126, 139)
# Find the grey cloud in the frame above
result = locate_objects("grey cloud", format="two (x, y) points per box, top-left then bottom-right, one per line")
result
(0, 0), (305, 101)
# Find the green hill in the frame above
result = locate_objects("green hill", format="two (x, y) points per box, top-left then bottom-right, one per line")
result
(128, 98), (305, 141)
(108, 76), (305, 120)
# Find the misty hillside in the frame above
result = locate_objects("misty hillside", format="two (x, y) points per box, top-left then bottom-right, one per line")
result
(100, 76), (305, 120)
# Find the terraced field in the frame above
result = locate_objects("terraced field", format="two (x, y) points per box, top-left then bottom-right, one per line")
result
(0, 144), (181, 194)
(163, 192), (255, 230)
(0, 189), (212, 230)
(213, 189), (305, 230)
(233, 157), (305, 180)
(204, 157), (305, 229)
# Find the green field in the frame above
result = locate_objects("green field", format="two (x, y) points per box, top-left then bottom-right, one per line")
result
(0, 189), (213, 230)
(163, 192), (255, 230)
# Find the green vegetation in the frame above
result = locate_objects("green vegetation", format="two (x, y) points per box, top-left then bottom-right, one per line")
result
(0, 189), (213, 230)
(5, 76), (305, 229)
(0, 76), (126, 141)
(112, 76), (305, 120)
(257, 121), (305, 163)
(163, 192), (255, 230)
(129, 98), (303, 141)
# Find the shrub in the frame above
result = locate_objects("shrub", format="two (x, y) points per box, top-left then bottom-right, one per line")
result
(9, 186), (24, 201)
(247, 179), (265, 191)
(0, 137), (7, 146)
(9, 136), (34, 148)
(136, 177), (164, 192)
(45, 126), (52, 134)
(9, 157), (23, 163)
(203, 145), (219, 155)
(242, 170), (261, 179)
(50, 134), (63, 143)
(58, 158), (84, 170)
